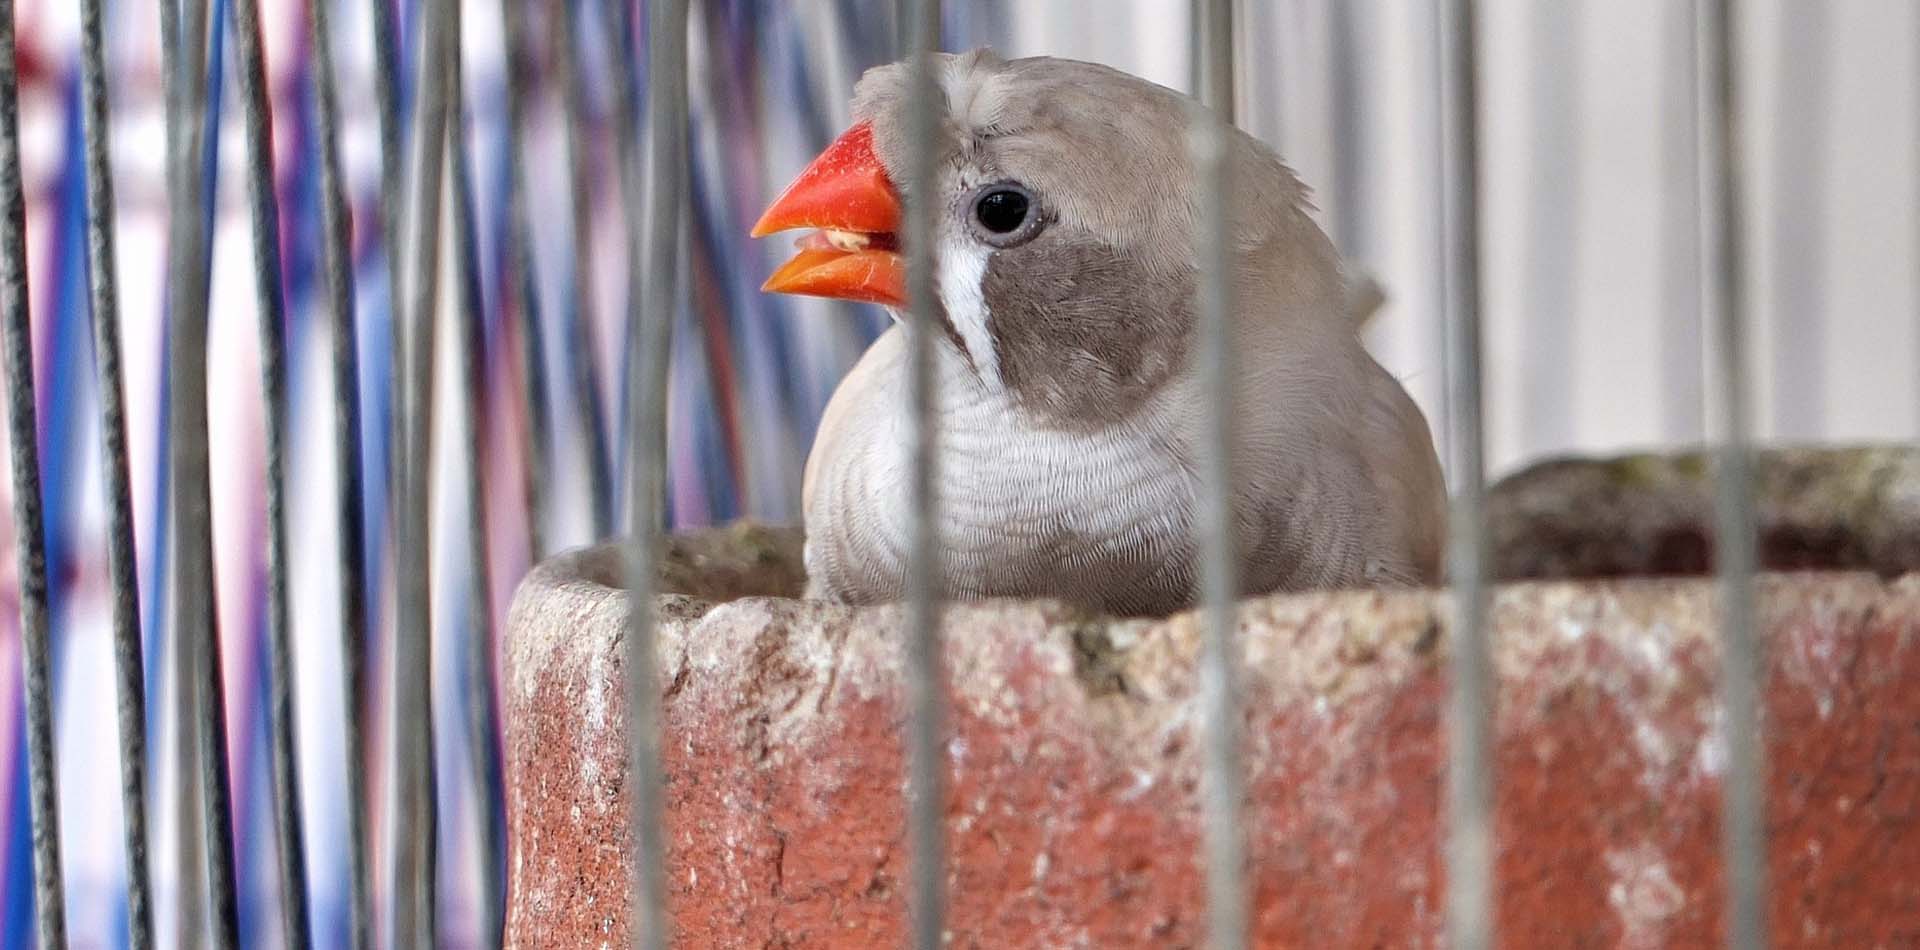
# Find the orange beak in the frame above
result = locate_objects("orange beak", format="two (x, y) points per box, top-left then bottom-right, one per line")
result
(753, 121), (906, 307)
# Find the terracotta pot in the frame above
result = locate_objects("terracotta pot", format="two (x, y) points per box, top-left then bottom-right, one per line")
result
(503, 447), (1920, 948)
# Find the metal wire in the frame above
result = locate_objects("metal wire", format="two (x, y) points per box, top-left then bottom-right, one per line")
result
(369, 0), (403, 353)
(448, 23), (507, 947)
(0, 0), (68, 942)
(1190, 2), (1245, 949)
(1701, 1), (1767, 947)
(899, 2), (947, 948)
(495, 0), (551, 562)
(1326, 1), (1366, 255)
(77, 0), (155, 942)
(1437, 1), (1493, 948)
(626, 0), (688, 944)
(1660, 0), (1706, 442)
(599, 0), (640, 527)
(156, 0), (206, 934)
(369, 0), (404, 520)
(555, 0), (614, 537)
(392, 0), (456, 939)
(228, 0), (315, 938)
(305, 0), (374, 944)
(159, 0), (242, 940)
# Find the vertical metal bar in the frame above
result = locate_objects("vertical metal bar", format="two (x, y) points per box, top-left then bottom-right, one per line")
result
(899, 2), (946, 948)
(77, 0), (155, 941)
(156, 0), (209, 937)
(393, 0), (455, 941)
(553, 0), (613, 537)
(1660, 0), (1706, 442)
(494, 0), (551, 561)
(307, 0), (374, 943)
(368, 0), (404, 542)
(446, 22), (506, 948)
(1700, 1), (1766, 947)
(0, 0), (68, 942)
(1190, 3), (1244, 949)
(1437, 1), (1492, 949)
(227, 0), (315, 940)
(159, 0), (243, 940)
(625, 0), (687, 943)
(1191, 0), (1237, 124)
(369, 0), (404, 370)
(598, 0), (639, 528)
(373, 40), (410, 937)
(1326, 0), (1366, 256)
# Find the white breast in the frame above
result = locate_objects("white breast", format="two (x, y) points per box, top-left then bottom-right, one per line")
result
(803, 327), (1201, 614)
(801, 319), (1443, 614)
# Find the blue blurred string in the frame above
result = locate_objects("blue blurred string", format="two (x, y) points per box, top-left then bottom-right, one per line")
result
(2, 2), (1022, 942)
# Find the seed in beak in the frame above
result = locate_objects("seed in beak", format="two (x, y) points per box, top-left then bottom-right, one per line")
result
(823, 229), (871, 251)
(797, 228), (879, 253)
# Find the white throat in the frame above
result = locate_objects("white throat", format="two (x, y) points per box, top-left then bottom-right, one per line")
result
(934, 235), (1000, 390)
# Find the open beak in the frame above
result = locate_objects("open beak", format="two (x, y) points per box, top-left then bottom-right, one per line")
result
(753, 121), (906, 307)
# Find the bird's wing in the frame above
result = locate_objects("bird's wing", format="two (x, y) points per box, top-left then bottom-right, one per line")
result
(1359, 352), (1448, 583)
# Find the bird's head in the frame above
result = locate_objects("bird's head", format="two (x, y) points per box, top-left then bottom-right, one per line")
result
(754, 50), (1336, 425)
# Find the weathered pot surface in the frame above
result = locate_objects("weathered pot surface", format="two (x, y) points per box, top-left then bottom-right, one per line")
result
(503, 445), (1920, 947)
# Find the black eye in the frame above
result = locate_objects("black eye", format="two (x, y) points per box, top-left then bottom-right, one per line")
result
(965, 183), (1043, 247)
(974, 189), (1029, 233)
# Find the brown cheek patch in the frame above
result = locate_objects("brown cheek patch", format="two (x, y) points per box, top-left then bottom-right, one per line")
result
(982, 235), (1193, 429)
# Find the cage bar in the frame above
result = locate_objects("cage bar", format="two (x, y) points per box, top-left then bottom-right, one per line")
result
(447, 19), (508, 946)
(304, 0), (374, 943)
(0, 0), (68, 942)
(496, 0), (553, 562)
(1701, 1), (1768, 947)
(1660, 0), (1707, 442)
(368, 0), (403, 444)
(76, 0), (155, 942)
(227, 0), (315, 937)
(625, 0), (690, 947)
(391, 0), (457, 939)
(158, 0), (243, 939)
(1190, 1), (1247, 949)
(555, 0), (614, 536)
(600, 0), (640, 525)
(1438, 1), (1494, 949)
(899, 2), (948, 949)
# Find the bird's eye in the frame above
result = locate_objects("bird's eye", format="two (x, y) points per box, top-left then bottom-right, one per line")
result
(974, 189), (1028, 233)
(965, 182), (1043, 247)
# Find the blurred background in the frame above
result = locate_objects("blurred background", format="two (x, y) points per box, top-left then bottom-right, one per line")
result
(0, 0), (1915, 946)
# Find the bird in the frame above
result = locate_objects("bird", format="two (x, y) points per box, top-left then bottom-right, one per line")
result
(751, 49), (1445, 618)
